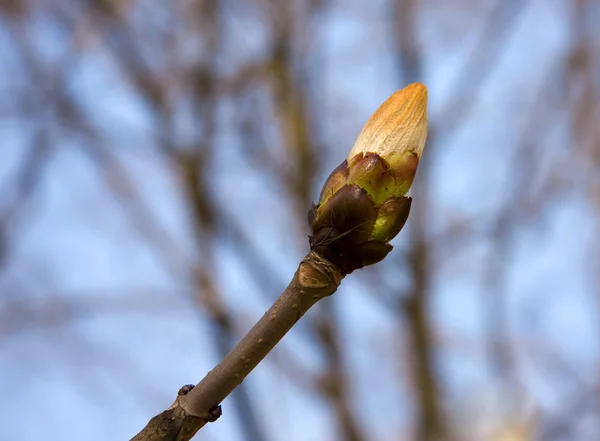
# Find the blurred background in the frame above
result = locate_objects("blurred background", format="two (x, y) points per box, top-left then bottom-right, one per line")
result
(1, 0), (599, 440)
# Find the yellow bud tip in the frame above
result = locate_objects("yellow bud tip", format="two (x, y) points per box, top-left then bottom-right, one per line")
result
(347, 82), (428, 161)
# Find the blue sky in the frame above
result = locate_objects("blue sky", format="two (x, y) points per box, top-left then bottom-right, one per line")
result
(1, 0), (598, 440)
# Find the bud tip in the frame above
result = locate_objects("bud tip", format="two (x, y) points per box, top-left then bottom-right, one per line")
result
(348, 82), (428, 161)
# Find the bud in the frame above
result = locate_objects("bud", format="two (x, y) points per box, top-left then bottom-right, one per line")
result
(308, 83), (428, 274)
(347, 82), (428, 161)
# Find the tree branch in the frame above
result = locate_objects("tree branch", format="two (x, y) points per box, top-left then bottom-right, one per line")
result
(130, 251), (343, 441)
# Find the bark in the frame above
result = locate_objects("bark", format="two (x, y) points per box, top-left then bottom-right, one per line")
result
(130, 251), (343, 441)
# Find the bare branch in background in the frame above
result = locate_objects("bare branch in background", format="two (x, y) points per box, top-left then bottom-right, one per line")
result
(1, 1), (599, 440)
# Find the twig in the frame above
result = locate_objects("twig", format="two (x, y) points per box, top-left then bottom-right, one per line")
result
(130, 251), (343, 441)
(131, 81), (428, 440)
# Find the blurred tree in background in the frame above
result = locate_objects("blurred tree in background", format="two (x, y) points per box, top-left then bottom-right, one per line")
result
(1, 0), (599, 440)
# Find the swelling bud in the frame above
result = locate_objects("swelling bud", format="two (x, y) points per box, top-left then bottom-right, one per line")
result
(309, 83), (428, 274)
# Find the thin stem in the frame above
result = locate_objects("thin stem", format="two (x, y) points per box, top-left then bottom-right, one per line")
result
(130, 251), (343, 441)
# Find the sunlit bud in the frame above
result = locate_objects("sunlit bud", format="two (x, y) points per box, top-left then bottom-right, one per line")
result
(347, 82), (428, 162)
(308, 83), (428, 274)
